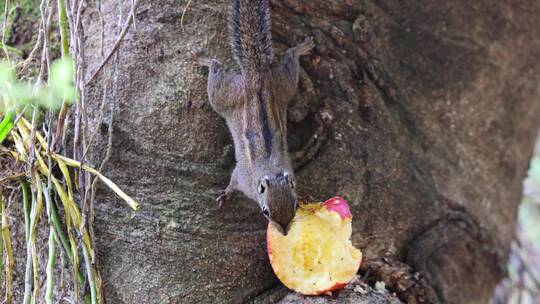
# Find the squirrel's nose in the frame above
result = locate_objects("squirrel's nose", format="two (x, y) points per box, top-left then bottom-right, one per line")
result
(273, 214), (294, 236)
(272, 221), (288, 236)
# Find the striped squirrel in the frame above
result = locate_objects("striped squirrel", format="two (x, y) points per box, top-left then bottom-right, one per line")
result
(193, 0), (314, 233)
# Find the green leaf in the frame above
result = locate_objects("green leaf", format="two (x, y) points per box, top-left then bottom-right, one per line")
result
(49, 57), (76, 104)
(11, 82), (33, 105)
(0, 61), (14, 85)
(0, 111), (14, 143)
(37, 88), (62, 111)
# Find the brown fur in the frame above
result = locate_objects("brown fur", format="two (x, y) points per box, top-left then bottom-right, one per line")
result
(194, 0), (314, 232)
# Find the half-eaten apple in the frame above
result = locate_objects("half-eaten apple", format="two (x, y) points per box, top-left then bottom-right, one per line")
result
(267, 196), (362, 295)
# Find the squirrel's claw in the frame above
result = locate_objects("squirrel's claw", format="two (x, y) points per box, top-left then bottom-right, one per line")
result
(190, 48), (215, 67)
(216, 189), (233, 209)
(296, 37), (315, 55)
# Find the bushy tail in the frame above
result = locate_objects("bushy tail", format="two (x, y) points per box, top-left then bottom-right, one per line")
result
(229, 0), (273, 74)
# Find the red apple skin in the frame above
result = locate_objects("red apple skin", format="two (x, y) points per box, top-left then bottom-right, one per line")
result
(266, 228), (273, 261)
(323, 196), (352, 219)
(266, 198), (361, 295)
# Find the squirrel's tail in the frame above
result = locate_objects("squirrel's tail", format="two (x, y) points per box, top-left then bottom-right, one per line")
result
(229, 0), (273, 75)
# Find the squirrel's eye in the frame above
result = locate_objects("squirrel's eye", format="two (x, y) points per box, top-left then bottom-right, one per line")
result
(258, 183), (266, 194)
(290, 179), (295, 189)
(262, 206), (270, 217)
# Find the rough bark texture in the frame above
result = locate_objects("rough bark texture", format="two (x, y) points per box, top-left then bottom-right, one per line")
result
(76, 0), (540, 303)
(277, 279), (402, 304)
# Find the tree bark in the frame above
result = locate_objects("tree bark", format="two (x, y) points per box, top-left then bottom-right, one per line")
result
(78, 0), (540, 303)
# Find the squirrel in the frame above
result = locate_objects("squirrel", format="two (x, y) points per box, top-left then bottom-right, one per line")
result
(193, 0), (315, 233)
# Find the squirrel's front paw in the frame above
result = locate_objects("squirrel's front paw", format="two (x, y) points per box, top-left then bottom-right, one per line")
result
(215, 190), (231, 208)
(296, 37), (315, 55)
(190, 48), (214, 67)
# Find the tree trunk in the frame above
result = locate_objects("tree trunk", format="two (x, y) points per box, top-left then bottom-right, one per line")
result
(79, 0), (540, 303)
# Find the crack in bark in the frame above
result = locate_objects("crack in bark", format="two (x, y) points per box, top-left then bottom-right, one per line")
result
(404, 195), (505, 303)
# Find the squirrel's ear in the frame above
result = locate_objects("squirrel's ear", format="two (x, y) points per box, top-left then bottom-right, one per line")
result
(283, 172), (295, 189)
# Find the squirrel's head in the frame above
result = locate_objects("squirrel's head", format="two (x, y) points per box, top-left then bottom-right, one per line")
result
(256, 172), (297, 234)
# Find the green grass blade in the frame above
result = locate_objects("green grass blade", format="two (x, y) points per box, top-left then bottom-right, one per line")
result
(20, 179), (31, 241)
(20, 179), (32, 304)
(45, 227), (56, 304)
(43, 183), (56, 304)
(46, 186), (86, 289)
(82, 246), (97, 304)
(1, 196), (14, 304)
(0, 111), (14, 143)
